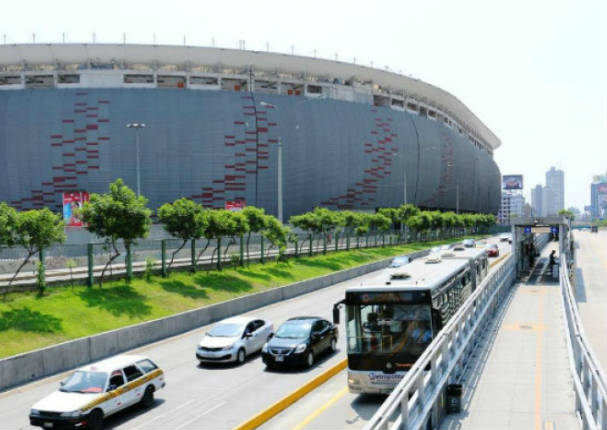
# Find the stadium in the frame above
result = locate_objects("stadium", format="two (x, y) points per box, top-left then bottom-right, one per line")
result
(0, 44), (502, 219)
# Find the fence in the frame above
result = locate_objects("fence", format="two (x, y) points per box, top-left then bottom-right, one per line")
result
(0, 226), (488, 289)
(560, 253), (607, 429)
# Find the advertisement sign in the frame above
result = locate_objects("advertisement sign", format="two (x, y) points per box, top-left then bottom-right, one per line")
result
(502, 175), (523, 190)
(63, 191), (89, 227)
(225, 199), (246, 211)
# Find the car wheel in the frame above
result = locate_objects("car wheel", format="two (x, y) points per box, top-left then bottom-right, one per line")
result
(306, 351), (315, 368)
(329, 338), (337, 353)
(141, 386), (155, 407)
(237, 348), (246, 364)
(87, 409), (103, 430)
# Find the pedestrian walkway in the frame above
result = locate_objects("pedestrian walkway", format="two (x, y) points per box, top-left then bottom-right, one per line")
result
(441, 242), (580, 430)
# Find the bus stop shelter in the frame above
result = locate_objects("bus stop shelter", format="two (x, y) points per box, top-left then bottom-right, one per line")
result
(510, 216), (571, 277)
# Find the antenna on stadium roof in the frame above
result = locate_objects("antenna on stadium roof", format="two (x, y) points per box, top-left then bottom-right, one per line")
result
(32, 33), (36, 43)
(123, 33), (126, 45)
(62, 33), (65, 43)
(183, 36), (186, 46)
(92, 32), (96, 43)
(313, 49), (317, 58)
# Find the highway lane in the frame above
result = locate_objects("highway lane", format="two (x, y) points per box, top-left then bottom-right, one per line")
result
(261, 239), (511, 430)
(573, 230), (607, 371)
(0, 253), (402, 430)
(0, 237), (503, 430)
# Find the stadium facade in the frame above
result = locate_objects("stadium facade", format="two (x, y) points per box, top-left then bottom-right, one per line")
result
(0, 44), (502, 219)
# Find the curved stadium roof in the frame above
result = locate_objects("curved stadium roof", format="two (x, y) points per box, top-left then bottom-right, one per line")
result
(0, 43), (501, 150)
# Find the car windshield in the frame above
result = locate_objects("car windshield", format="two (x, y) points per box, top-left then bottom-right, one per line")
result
(60, 371), (107, 393)
(275, 322), (312, 339)
(390, 257), (409, 267)
(207, 323), (244, 337)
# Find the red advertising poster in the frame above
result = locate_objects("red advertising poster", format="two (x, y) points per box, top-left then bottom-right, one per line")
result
(63, 191), (90, 227)
(225, 199), (246, 211)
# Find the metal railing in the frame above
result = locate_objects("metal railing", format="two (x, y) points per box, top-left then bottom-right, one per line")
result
(560, 253), (607, 430)
(364, 254), (515, 430)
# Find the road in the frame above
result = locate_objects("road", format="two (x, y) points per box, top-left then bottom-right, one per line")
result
(0, 237), (505, 430)
(260, 239), (512, 430)
(573, 230), (607, 371)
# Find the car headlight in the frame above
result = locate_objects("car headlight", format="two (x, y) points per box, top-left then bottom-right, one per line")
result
(262, 342), (268, 353)
(295, 343), (307, 353)
(222, 344), (235, 351)
(30, 409), (40, 416)
(60, 411), (81, 418)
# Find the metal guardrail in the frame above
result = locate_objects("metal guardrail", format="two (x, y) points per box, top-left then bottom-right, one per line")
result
(560, 254), (607, 430)
(363, 254), (515, 430)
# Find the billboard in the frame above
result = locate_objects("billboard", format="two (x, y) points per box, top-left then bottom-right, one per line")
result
(63, 191), (89, 227)
(225, 199), (246, 211)
(502, 175), (523, 190)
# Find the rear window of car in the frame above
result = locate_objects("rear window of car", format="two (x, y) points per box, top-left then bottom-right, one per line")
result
(136, 359), (158, 374)
(123, 365), (143, 382)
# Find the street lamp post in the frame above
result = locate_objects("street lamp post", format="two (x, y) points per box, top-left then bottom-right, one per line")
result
(277, 136), (283, 223)
(126, 123), (146, 197)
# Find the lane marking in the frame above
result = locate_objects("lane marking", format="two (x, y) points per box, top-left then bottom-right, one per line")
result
(292, 386), (348, 430)
(534, 285), (545, 430)
(233, 359), (347, 430)
(174, 401), (226, 430)
(130, 399), (196, 430)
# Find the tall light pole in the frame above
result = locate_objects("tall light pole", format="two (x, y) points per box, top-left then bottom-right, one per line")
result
(277, 136), (283, 223)
(126, 123), (146, 197)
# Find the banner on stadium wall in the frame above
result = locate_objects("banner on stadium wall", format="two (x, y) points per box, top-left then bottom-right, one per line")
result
(225, 199), (246, 211)
(63, 191), (89, 227)
(502, 175), (523, 190)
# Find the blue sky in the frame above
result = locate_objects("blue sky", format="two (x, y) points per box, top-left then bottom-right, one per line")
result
(3, 0), (605, 210)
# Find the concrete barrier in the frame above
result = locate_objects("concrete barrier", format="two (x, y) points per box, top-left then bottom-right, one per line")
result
(0, 249), (430, 392)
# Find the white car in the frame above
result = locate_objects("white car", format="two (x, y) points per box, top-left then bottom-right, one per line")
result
(196, 316), (274, 364)
(29, 355), (165, 430)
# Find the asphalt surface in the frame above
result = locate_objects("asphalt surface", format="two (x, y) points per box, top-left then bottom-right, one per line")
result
(0, 252), (400, 430)
(573, 230), (607, 372)
(261, 238), (511, 430)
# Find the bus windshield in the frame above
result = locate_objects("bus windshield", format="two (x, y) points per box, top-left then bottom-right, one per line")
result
(346, 303), (433, 364)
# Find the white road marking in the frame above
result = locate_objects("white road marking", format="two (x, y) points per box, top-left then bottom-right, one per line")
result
(130, 399), (196, 430)
(174, 401), (227, 430)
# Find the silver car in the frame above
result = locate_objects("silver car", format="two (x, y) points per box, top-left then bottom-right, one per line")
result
(196, 316), (274, 365)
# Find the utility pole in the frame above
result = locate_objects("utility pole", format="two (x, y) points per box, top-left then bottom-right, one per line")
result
(126, 123), (146, 197)
(456, 183), (460, 214)
(277, 137), (283, 223)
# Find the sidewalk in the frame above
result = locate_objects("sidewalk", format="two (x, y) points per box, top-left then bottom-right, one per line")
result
(441, 242), (579, 429)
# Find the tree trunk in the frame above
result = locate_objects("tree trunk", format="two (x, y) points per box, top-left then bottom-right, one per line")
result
(4, 250), (35, 301)
(168, 239), (188, 270)
(195, 239), (211, 265)
(99, 240), (120, 287)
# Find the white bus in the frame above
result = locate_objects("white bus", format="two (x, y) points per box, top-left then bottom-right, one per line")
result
(334, 253), (486, 394)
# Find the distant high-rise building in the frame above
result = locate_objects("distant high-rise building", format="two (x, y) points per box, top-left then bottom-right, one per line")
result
(542, 186), (556, 216)
(531, 185), (543, 216)
(590, 176), (607, 220)
(545, 167), (564, 215)
(498, 192), (525, 224)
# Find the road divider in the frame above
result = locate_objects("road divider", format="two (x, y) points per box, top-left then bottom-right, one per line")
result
(233, 359), (347, 430)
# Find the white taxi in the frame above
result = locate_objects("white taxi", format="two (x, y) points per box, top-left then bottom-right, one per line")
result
(29, 355), (165, 430)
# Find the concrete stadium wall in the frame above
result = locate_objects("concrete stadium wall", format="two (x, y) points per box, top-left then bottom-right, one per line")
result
(0, 89), (501, 217)
(0, 249), (430, 391)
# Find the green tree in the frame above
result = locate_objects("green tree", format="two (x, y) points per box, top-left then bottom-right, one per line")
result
(79, 179), (152, 286)
(157, 198), (208, 270)
(558, 209), (575, 221)
(0, 203), (18, 248)
(203, 210), (245, 270)
(5, 208), (65, 299)
(242, 206), (268, 262)
(262, 215), (289, 261)
(222, 211), (249, 258)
